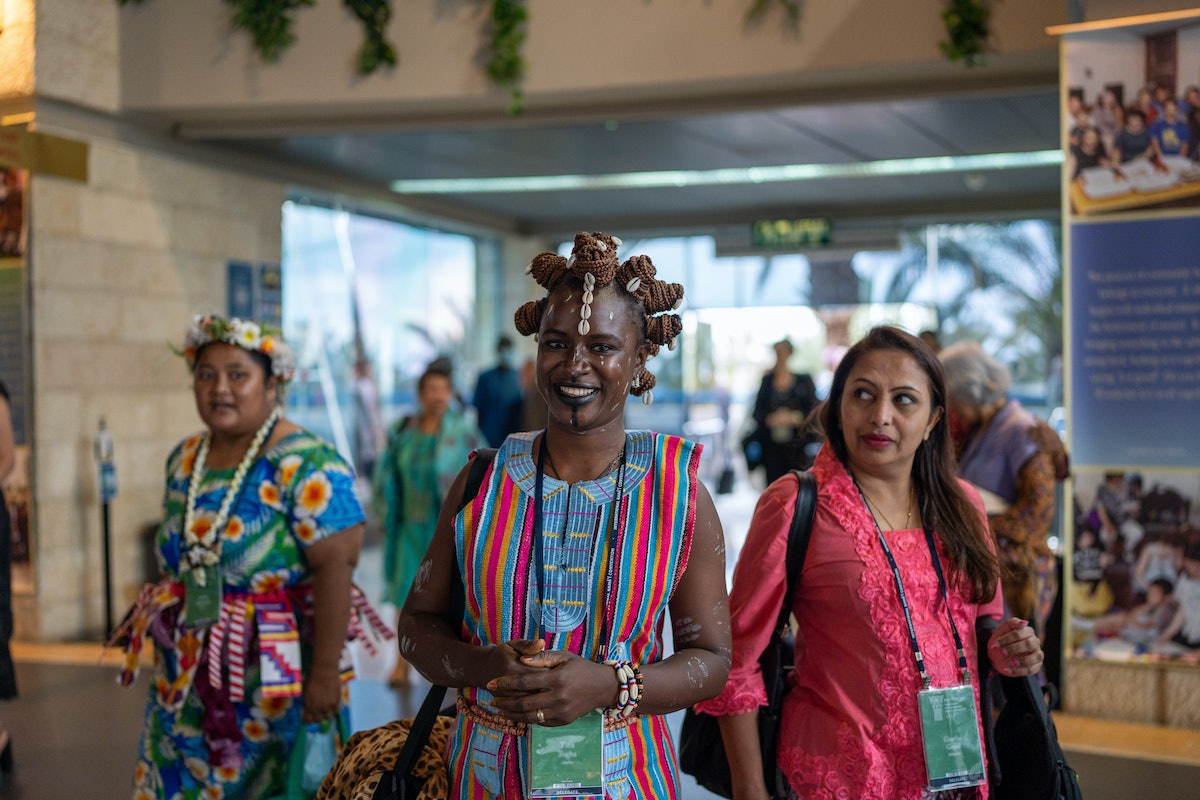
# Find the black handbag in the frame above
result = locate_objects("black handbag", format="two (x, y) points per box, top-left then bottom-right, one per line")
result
(679, 470), (818, 798)
(976, 619), (1083, 800)
(989, 674), (1083, 800)
(741, 428), (764, 472)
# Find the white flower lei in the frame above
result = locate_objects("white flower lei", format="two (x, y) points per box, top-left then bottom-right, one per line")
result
(182, 406), (281, 583)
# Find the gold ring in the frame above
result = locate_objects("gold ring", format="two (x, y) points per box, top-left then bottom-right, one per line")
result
(536, 708), (545, 724)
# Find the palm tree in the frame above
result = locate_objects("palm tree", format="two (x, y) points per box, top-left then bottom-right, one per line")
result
(881, 221), (1062, 384)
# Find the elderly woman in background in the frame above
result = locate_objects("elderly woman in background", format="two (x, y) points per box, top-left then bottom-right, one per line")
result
(940, 341), (1059, 639)
(399, 231), (730, 798)
(372, 361), (484, 686)
(113, 315), (391, 800)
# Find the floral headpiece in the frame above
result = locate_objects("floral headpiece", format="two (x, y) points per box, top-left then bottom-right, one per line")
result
(178, 314), (296, 382)
(514, 231), (685, 405)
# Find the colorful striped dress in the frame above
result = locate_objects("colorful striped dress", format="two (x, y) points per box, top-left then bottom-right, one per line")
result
(449, 430), (701, 799)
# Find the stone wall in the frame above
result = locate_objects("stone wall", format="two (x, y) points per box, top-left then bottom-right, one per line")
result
(24, 138), (284, 640)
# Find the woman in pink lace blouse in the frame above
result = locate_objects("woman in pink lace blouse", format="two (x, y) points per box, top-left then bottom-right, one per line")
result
(696, 326), (1043, 799)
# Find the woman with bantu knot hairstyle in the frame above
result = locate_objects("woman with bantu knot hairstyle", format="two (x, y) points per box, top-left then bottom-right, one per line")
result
(399, 231), (731, 798)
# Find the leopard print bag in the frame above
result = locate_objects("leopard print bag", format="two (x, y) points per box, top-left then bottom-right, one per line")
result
(315, 714), (453, 800)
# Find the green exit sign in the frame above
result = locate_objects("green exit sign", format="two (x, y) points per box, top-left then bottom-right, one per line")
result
(752, 217), (832, 249)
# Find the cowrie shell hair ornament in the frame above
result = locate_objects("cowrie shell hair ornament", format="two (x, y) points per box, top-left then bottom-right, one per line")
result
(578, 319), (590, 335)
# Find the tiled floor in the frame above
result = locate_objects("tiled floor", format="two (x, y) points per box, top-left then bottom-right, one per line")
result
(1, 473), (1199, 798)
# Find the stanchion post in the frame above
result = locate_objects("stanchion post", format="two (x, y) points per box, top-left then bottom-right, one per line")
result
(94, 417), (117, 637)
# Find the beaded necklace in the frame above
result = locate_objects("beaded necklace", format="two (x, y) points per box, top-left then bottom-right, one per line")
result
(182, 405), (280, 583)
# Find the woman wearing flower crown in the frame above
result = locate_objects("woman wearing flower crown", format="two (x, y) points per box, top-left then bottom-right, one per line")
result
(113, 315), (392, 800)
(399, 232), (731, 798)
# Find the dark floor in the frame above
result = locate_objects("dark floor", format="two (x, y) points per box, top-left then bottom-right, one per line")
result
(6, 651), (1200, 799)
(0, 658), (720, 799)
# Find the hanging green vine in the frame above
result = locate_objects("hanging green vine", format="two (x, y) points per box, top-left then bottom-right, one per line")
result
(940, 0), (991, 66)
(117, 1), (990, 112)
(486, 0), (528, 115)
(744, 0), (801, 27)
(343, 0), (397, 74)
(118, 0), (396, 75)
(224, 0), (314, 63)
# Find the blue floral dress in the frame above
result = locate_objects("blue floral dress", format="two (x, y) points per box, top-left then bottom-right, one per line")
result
(116, 429), (391, 800)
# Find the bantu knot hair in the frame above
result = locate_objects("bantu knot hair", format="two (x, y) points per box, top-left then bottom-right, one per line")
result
(514, 231), (687, 402)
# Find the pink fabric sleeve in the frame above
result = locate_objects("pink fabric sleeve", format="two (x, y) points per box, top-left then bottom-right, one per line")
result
(693, 473), (798, 717)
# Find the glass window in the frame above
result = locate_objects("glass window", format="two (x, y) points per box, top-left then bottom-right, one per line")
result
(282, 201), (479, 458)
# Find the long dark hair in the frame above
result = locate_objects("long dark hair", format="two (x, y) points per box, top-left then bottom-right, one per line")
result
(818, 326), (998, 603)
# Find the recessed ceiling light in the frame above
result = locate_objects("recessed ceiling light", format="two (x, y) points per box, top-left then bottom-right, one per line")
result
(390, 150), (1063, 194)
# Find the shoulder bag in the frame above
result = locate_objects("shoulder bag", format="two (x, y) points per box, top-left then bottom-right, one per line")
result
(975, 618), (1084, 800)
(678, 469), (818, 799)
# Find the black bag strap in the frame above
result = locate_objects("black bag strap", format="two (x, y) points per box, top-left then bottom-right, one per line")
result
(374, 447), (498, 800)
(775, 469), (818, 634)
(975, 615), (1002, 788)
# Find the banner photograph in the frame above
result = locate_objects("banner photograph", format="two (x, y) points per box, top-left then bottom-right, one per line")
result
(1062, 19), (1200, 217)
(1063, 12), (1200, 668)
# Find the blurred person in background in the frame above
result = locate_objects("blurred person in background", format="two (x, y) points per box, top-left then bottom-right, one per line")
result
(472, 335), (524, 448)
(751, 338), (819, 482)
(373, 361), (484, 686)
(0, 378), (16, 773)
(352, 356), (385, 482)
(940, 341), (1059, 640)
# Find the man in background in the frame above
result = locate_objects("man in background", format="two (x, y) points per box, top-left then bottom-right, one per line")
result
(472, 335), (524, 447)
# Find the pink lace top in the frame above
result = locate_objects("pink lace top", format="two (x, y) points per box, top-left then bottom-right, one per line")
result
(695, 445), (1002, 799)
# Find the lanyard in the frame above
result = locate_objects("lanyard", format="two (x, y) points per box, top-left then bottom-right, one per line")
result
(532, 436), (625, 654)
(855, 485), (971, 688)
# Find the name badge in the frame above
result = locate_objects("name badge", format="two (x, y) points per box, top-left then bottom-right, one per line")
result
(527, 709), (604, 798)
(183, 564), (222, 627)
(917, 684), (986, 792)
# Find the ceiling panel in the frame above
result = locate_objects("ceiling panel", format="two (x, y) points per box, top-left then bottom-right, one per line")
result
(206, 87), (1062, 237)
